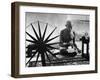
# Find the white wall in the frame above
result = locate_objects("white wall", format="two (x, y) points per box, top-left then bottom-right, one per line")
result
(0, 0), (100, 80)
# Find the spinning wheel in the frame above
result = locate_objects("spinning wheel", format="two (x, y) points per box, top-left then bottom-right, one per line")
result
(26, 21), (59, 67)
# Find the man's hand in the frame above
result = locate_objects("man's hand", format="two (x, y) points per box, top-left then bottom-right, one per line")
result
(63, 43), (67, 45)
(63, 41), (73, 45)
(69, 41), (73, 44)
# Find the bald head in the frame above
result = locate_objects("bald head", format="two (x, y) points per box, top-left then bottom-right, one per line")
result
(65, 21), (72, 30)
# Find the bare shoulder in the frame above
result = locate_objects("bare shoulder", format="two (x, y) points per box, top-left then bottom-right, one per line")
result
(61, 28), (66, 32)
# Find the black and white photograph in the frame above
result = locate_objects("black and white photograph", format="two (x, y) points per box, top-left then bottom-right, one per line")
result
(11, 2), (97, 77)
(25, 13), (90, 67)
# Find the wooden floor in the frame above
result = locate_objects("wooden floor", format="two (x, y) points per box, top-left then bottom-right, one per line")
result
(28, 54), (89, 67)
